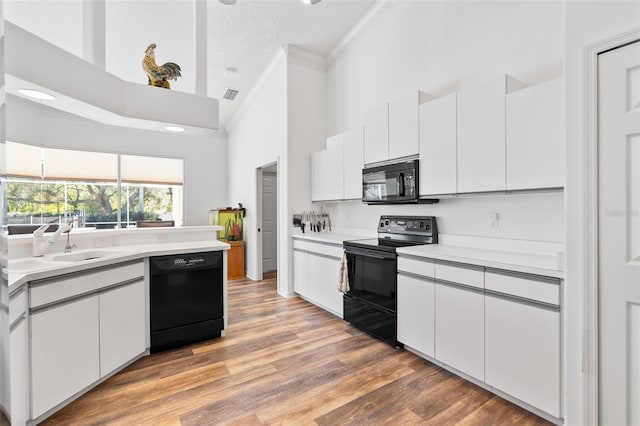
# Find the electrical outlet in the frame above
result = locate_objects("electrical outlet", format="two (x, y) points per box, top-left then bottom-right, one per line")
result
(94, 238), (107, 248)
(489, 212), (500, 228)
(156, 234), (169, 242)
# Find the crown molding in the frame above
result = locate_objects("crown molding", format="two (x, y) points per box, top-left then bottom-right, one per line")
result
(326, 0), (392, 64)
(286, 45), (326, 71)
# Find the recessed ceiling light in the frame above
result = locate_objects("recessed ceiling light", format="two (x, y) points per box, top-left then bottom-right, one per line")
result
(165, 126), (185, 133)
(301, 0), (322, 4)
(18, 89), (55, 100)
(219, 0), (236, 5)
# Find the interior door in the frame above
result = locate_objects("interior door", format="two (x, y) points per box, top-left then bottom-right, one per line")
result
(598, 39), (640, 426)
(261, 171), (277, 273)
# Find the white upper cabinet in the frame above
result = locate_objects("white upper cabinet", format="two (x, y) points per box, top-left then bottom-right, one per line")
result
(419, 93), (457, 196)
(364, 91), (433, 165)
(363, 103), (389, 164)
(326, 134), (345, 200)
(312, 126), (363, 202)
(343, 126), (364, 200)
(457, 75), (525, 193)
(311, 149), (328, 201)
(389, 91), (434, 160)
(506, 78), (564, 190)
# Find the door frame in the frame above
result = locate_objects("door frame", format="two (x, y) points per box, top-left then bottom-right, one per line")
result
(582, 28), (640, 425)
(256, 159), (279, 282)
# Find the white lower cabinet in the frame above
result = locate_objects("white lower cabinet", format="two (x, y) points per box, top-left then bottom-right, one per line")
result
(10, 318), (28, 426)
(397, 273), (435, 357)
(99, 280), (146, 377)
(485, 295), (560, 417)
(308, 253), (343, 317)
(293, 239), (343, 318)
(435, 282), (485, 381)
(293, 249), (309, 297)
(31, 295), (100, 419)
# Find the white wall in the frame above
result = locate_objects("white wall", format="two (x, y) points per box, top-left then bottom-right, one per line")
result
(324, 0), (565, 244)
(226, 47), (326, 296)
(564, 2), (640, 425)
(6, 96), (228, 226)
(227, 50), (287, 283)
(327, 1), (563, 134)
(284, 51), (327, 295)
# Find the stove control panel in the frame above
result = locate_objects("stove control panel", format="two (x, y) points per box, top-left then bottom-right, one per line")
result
(378, 216), (436, 236)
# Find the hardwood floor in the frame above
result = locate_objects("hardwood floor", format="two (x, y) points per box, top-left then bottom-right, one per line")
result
(42, 277), (551, 425)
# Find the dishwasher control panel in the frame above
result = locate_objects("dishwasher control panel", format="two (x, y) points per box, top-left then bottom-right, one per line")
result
(172, 256), (206, 267)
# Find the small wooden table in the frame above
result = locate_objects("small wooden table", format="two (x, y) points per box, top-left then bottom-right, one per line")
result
(226, 240), (245, 279)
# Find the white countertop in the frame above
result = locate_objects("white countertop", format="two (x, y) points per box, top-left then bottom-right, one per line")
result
(396, 244), (564, 279)
(292, 232), (370, 245)
(6, 240), (230, 293)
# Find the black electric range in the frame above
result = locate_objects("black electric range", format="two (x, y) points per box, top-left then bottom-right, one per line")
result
(342, 216), (438, 347)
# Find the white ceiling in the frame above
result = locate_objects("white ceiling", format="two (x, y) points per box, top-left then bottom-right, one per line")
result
(4, 0), (377, 131)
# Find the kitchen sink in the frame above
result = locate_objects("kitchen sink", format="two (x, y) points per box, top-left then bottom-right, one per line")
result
(50, 249), (129, 262)
(7, 257), (62, 272)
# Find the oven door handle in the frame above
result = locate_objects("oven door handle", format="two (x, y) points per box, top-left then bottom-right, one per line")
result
(344, 248), (396, 261)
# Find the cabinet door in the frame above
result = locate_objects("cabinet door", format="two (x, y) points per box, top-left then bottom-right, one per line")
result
(419, 93), (457, 195)
(457, 75), (525, 193)
(311, 150), (328, 201)
(326, 134), (345, 200)
(506, 78), (564, 190)
(99, 281), (146, 377)
(308, 253), (343, 317)
(435, 283), (484, 381)
(31, 296), (100, 419)
(364, 103), (389, 164)
(343, 126), (364, 200)
(397, 273), (435, 357)
(485, 295), (560, 417)
(389, 92), (424, 159)
(10, 319), (28, 426)
(293, 249), (309, 297)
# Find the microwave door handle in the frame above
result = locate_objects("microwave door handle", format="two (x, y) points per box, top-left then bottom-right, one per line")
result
(398, 173), (405, 196)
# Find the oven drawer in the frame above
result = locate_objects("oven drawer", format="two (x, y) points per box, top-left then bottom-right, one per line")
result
(344, 295), (397, 346)
(398, 256), (435, 278)
(435, 262), (484, 289)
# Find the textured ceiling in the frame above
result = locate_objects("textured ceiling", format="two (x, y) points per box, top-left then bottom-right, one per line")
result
(4, 0), (376, 131)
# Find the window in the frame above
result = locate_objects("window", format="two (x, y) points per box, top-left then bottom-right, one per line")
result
(4, 142), (184, 228)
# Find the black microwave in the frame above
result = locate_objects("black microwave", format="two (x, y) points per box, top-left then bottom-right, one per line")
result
(362, 159), (421, 204)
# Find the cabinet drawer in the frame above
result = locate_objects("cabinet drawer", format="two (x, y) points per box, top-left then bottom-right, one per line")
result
(308, 243), (343, 259)
(435, 262), (484, 289)
(31, 261), (144, 309)
(9, 288), (27, 325)
(398, 256), (435, 278)
(485, 271), (560, 306)
(293, 239), (309, 251)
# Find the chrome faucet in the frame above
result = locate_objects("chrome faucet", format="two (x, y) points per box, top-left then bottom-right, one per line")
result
(64, 218), (80, 253)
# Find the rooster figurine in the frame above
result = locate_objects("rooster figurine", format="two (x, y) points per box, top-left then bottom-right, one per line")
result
(142, 43), (182, 89)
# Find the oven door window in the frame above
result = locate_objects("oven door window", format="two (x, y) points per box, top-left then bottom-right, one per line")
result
(347, 252), (396, 311)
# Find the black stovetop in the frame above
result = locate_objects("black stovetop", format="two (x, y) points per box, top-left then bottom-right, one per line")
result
(343, 215), (438, 253)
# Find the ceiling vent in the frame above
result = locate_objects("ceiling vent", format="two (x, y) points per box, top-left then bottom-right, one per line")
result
(223, 89), (239, 101)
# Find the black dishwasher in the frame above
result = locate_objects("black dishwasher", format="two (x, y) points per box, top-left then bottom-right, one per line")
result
(150, 251), (224, 353)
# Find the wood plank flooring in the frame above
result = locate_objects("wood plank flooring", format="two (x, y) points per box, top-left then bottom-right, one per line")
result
(42, 277), (551, 425)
